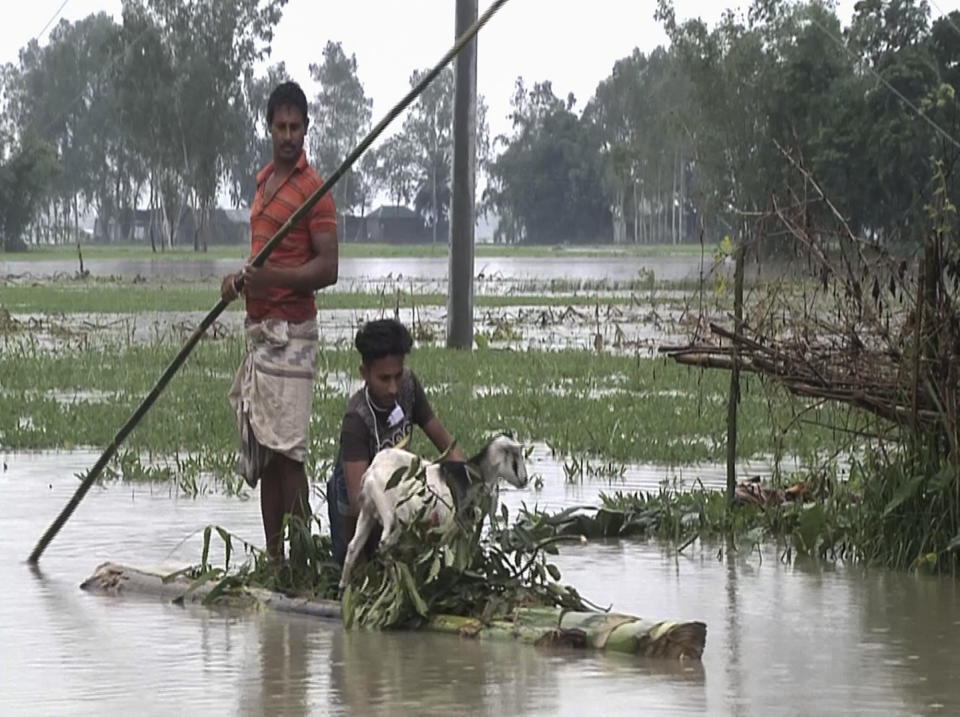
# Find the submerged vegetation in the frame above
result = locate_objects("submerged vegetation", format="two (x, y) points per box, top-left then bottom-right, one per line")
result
(0, 315), (854, 466)
(4, 243), (959, 581)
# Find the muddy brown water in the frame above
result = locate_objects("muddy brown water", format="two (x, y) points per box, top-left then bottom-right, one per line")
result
(3, 450), (960, 715)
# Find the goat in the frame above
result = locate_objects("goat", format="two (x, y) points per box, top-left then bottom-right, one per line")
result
(339, 434), (528, 590)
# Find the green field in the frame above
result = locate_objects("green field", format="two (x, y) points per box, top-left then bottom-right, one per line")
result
(0, 326), (850, 464)
(0, 281), (686, 314)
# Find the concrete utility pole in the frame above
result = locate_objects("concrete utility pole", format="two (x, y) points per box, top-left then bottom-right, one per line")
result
(446, 0), (478, 349)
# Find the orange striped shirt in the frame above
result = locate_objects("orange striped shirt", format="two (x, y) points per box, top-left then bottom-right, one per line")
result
(245, 150), (337, 322)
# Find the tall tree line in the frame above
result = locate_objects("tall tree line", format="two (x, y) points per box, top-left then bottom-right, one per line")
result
(0, 2), (491, 251)
(2, 0), (958, 251)
(1, 1), (288, 251)
(486, 0), (960, 246)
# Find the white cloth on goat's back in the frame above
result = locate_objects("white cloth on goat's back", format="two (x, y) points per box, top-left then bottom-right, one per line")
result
(228, 317), (318, 487)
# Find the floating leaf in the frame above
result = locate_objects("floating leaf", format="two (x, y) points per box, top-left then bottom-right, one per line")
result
(398, 562), (428, 617)
(181, 568), (221, 599)
(427, 555), (442, 583)
(341, 585), (355, 628)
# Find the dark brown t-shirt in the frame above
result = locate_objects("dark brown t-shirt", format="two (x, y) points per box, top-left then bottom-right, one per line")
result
(340, 369), (434, 463)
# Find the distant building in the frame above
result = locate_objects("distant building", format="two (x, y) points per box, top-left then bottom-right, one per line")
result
(365, 205), (430, 244)
(339, 213), (368, 243)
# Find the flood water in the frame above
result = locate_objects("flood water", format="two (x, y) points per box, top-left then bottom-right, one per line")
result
(0, 254), (712, 284)
(6, 303), (695, 357)
(3, 450), (959, 715)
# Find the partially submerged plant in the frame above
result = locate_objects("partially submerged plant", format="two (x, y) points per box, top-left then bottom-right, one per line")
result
(174, 512), (342, 606)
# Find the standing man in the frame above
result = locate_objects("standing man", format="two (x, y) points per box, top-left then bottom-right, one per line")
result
(328, 318), (465, 565)
(221, 81), (338, 559)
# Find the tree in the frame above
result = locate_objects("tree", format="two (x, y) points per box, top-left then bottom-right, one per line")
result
(487, 78), (610, 244)
(370, 134), (417, 209)
(0, 2), (289, 251)
(116, 0), (286, 249)
(308, 41), (372, 225)
(0, 133), (59, 251)
(400, 66), (455, 243)
(585, 46), (694, 245)
(649, 0), (956, 247)
(10, 14), (124, 244)
(352, 149), (380, 235)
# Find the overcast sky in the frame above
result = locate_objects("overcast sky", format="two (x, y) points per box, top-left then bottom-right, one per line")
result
(4, 0), (955, 145)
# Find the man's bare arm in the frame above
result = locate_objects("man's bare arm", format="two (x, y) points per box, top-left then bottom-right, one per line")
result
(243, 228), (338, 293)
(343, 458), (369, 517)
(422, 416), (467, 461)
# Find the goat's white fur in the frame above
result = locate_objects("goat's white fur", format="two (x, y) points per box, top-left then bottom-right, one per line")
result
(339, 435), (528, 590)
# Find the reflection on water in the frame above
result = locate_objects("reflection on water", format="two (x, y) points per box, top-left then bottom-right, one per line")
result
(2, 450), (959, 715)
(0, 255), (709, 284)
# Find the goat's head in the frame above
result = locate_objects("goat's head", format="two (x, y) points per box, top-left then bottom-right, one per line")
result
(481, 434), (528, 488)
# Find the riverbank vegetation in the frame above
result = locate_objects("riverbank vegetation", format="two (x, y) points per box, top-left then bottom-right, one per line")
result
(3, 260), (940, 575)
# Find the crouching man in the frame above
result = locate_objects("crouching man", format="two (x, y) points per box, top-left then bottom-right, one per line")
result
(328, 319), (464, 564)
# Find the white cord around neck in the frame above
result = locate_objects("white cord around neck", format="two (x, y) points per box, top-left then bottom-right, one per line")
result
(364, 387), (382, 449)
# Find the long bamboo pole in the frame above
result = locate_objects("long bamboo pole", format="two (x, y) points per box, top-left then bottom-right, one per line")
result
(27, 0), (511, 564)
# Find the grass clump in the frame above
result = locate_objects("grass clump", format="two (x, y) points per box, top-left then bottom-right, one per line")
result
(536, 445), (960, 574)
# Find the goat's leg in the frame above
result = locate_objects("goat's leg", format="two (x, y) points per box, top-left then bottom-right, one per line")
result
(366, 482), (397, 547)
(484, 484), (501, 531)
(340, 506), (375, 591)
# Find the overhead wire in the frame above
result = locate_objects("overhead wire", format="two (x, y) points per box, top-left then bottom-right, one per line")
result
(928, 0), (960, 40)
(35, 0), (70, 42)
(809, 14), (960, 152)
